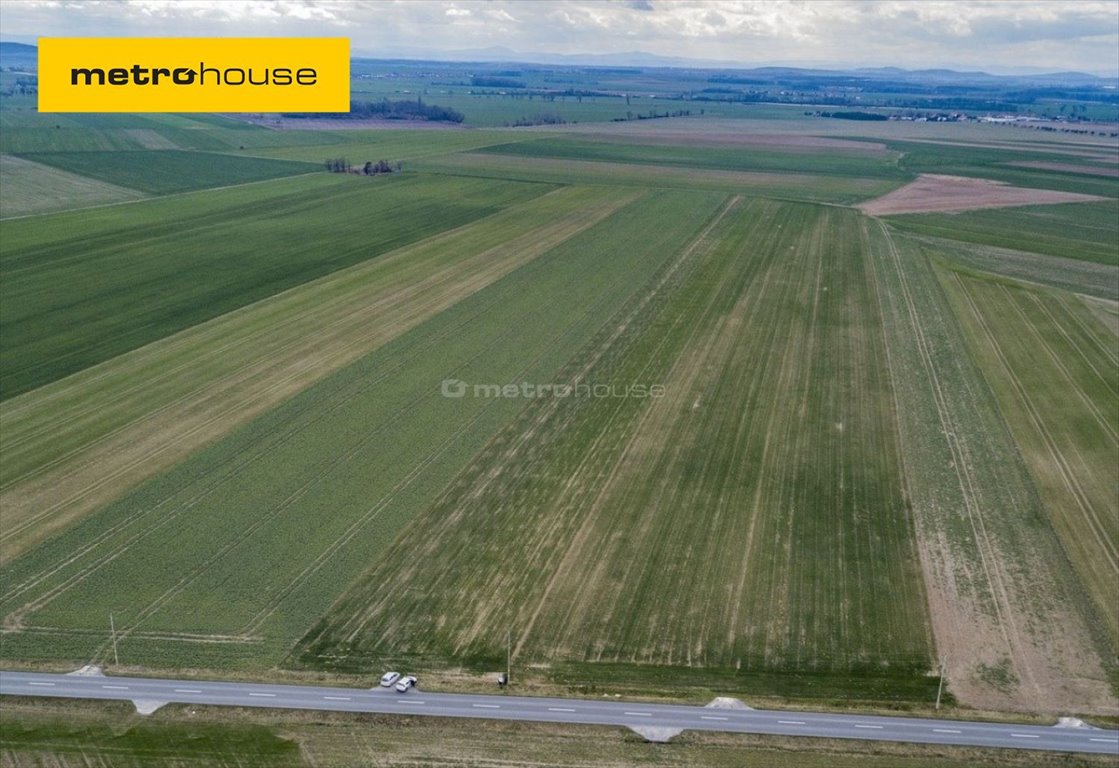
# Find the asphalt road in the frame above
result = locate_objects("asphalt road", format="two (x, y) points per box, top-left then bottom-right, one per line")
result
(2, 670), (1117, 755)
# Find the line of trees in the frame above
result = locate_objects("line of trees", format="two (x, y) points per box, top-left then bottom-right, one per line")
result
(324, 158), (402, 175)
(288, 98), (464, 123)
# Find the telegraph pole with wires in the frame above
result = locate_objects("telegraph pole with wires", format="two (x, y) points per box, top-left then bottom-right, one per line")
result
(109, 613), (120, 666)
(935, 657), (946, 710)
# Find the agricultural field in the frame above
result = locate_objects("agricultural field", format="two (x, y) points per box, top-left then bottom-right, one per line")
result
(0, 173), (545, 398)
(1, 62), (1117, 742)
(0, 184), (630, 560)
(939, 271), (1119, 648)
(15, 150), (318, 195)
(297, 200), (937, 702)
(0, 189), (728, 669)
(886, 199), (1119, 265)
(866, 226), (1115, 714)
(0, 154), (144, 218)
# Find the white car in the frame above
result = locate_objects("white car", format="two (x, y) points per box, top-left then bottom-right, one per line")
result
(394, 675), (417, 692)
(379, 671), (401, 688)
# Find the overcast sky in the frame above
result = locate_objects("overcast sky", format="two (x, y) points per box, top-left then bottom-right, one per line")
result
(1, 1), (1117, 75)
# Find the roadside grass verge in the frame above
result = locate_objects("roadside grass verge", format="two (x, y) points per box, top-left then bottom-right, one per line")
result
(5, 698), (1109, 768)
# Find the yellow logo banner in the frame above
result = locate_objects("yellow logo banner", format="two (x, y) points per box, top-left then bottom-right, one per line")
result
(38, 37), (350, 113)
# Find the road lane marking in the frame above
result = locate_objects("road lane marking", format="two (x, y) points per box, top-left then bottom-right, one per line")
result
(701, 715), (729, 721)
(399, 700), (425, 705)
(1011, 733), (1039, 739)
(1089, 738), (1119, 743)
(472, 703), (500, 709)
(174, 689), (202, 693)
(624, 712), (653, 717)
(855, 724), (883, 729)
(548, 707), (576, 712)
(248, 692), (276, 697)
(102, 685), (129, 690)
(28, 682), (55, 687)
(933, 729), (962, 734)
(323, 696), (351, 701)
(778, 720), (806, 725)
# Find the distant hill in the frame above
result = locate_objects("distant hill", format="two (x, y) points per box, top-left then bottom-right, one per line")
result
(0, 41), (37, 71)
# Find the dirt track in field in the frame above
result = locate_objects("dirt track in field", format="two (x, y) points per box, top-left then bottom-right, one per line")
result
(858, 174), (1105, 215)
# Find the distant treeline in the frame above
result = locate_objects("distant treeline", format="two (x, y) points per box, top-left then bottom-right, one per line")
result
(613, 108), (694, 122)
(816, 110), (889, 121)
(506, 113), (568, 127)
(285, 98), (464, 123)
(471, 76), (525, 89)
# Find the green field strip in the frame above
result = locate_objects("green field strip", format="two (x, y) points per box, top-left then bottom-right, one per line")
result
(297, 201), (935, 701)
(0, 189), (726, 670)
(238, 128), (540, 163)
(895, 232), (1119, 302)
(0, 184), (628, 562)
(0, 154), (146, 219)
(938, 272), (1119, 648)
(869, 224), (1115, 713)
(885, 199), (1119, 267)
(413, 152), (902, 204)
(0, 173), (546, 399)
(886, 139), (1119, 198)
(477, 136), (910, 179)
(14, 150), (319, 195)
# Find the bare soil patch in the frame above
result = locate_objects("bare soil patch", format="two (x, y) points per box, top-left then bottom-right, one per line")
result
(859, 174), (1105, 215)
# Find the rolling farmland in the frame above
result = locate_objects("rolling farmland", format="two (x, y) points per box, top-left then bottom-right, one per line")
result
(867, 226), (1115, 714)
(0, 91), (1116, 724)
(941, 272), (1119, 647)
(297, 201), (936, 700)
(0, 189), (727, 669)
(0, 184), (634, 561)
(0, 155), (144, 218)
(0, 174), (547, 398)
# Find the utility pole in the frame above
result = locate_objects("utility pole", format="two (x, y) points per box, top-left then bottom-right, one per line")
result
(506, 628), (511, 685)
(935, 657), (946, 710)
(109, 613), (120, 667)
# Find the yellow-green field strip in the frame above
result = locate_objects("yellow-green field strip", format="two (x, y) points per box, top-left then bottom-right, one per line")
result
(0, 185), (635, 562)
(941, 273), (1118, 645)
(414, 152), (903, 204)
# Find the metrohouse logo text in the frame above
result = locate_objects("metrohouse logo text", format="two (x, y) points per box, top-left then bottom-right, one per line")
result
(69, 64), (319, 87)
(39, 38), (349, 113)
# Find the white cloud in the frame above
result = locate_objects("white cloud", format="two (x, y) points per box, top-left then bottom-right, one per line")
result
(0, 0), (1115, 73)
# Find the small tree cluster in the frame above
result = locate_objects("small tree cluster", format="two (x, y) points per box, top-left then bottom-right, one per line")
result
(361, 160), (402, 175)
(324, 158), (350, 173)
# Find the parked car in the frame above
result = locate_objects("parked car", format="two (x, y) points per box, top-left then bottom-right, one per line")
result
(379, 671), (401, 688)
(394, 675), (417, 692)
